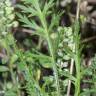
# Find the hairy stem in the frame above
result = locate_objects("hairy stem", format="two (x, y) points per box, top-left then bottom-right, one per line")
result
(74, 0), (81, 95)
(74, 54), (81, 96)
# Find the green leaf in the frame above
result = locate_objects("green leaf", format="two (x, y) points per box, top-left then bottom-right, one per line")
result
(40, 62), (53, 68)
(0, 39), (7, 49)
(22, 0), (40, 12)
(49, 14), (60, 31)
(2, 56), (8, 64)
(17, 62), (26, 71)
(80, 89), (96, 96)
(59, 70), (76, 82)
(0, 66), (9, 72)
(43, 0), (54, 16)
(43, 76), (54, 85)
(5, 87), (17, 96)
(17, 14), (35, 29)
(16, 5), (38, 16)
(10, 54), (18, 64)
(25, 52), (53, 68)
(17, 13), (46, 37)
(63, 43), (73, 57)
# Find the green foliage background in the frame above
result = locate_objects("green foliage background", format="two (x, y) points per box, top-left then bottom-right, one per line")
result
(0, 0), (96, 96)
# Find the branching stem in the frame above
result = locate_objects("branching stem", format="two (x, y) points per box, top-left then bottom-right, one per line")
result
(39, 11), (61, 96)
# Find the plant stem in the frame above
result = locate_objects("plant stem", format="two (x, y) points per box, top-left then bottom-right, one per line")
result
(76, 0), (81, 21)
(67, 58), (74, 96)
(66, 39), (76, 96)
(47, 33), (61, 96)
(74, 25), (81, 96)
(74, 0), (81, 95)
(74, 54), (81, 96)
(39, 12), (61, 96)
